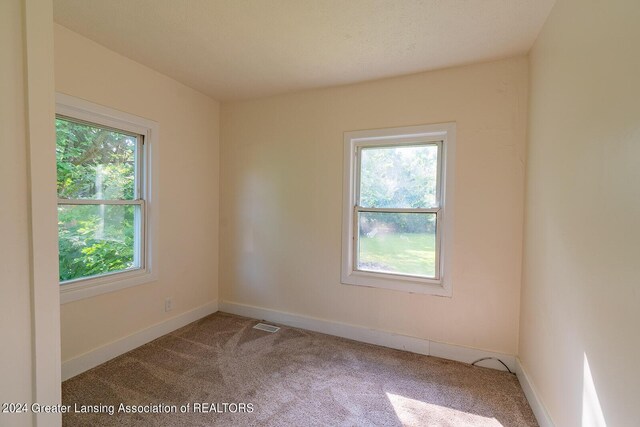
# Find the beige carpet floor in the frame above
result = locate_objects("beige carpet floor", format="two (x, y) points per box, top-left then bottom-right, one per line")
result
(62, 312), (537, 426)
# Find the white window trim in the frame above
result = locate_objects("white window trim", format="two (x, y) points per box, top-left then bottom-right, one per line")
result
(56, 93), (160, 304)
(341, 122), (456, 296)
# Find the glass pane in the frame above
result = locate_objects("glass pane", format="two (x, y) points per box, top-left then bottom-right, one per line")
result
(357, 212), (436, 278)
(58, 204), (140, 282)
(56, 117), (137, 200)
(359, 144), (438, 208)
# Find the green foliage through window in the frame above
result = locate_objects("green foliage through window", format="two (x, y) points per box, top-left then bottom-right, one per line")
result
(56, 117), (140, 282)
(356, 143), (440, 278)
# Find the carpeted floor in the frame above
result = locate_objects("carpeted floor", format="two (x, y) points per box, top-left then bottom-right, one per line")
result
(62, 312), (537, 426)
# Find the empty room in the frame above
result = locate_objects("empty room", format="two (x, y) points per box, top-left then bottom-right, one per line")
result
(1, 0), (638, 426)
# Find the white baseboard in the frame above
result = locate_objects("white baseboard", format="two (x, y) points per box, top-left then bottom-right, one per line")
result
(219, 300), (516, 372)
(62, 300), (218, 381)
(515, 357), (554, 427)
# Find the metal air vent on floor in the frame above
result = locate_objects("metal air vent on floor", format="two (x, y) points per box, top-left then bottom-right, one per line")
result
(253, 323), (280, 333)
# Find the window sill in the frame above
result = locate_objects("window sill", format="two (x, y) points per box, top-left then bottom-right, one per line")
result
(341, 270), (452, 296)
(60, 268), (157, 304)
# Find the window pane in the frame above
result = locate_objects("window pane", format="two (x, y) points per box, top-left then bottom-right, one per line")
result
(359, 144), (438, 208)
(56, 117), (137, 200)
(58, 204), (141, 282)
(357, 212), (436, 278)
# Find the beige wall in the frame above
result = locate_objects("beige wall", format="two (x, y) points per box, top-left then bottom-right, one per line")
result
(55, 25), (220, 361)
(520, 0), (640, 425)
(0, 2), (35, 425)
(220, 57), (528, 355)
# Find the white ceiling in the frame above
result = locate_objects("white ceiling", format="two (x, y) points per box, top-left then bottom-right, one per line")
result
(53, 0), (555, 101)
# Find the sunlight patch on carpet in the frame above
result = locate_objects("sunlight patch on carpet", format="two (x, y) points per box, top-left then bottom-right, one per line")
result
(386, 392), (503, 427)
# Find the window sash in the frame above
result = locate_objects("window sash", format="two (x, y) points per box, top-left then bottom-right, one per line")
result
(57, 199), (144, 205)
(355, 206), (439, 214)
(56, 115), (146, 285)
(57, 201), (147, 284)
(353, 140), (443, 281)
(56, 115), (143, 202)
(355, 140), (443, 210)
(353, 207), (441, 280)
(56, 114), (141, 138)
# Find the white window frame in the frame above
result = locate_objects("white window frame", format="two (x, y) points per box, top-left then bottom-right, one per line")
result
(56, 93), (159, 304)
(341, 123), (456, 296)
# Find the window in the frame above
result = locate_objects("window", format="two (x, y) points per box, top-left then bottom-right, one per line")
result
(56, 94), (158, 303)
(341, 123), (455, 296)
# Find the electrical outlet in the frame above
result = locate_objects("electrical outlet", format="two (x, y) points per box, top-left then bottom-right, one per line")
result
(164, 297), (173, 312)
